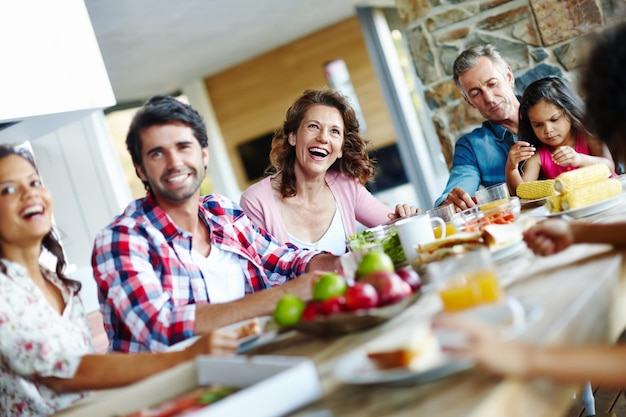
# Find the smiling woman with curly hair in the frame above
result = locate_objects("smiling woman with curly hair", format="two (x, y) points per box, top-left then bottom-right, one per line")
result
(240, 88), (421, 255)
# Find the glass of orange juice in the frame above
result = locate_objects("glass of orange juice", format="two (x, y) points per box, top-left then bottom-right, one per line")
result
(427, 247), (503, 312)
(427, 204), (457, 239)
(474, 183), (510, 211)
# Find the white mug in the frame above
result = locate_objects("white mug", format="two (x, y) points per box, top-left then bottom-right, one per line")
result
(395, 213), (446, 265)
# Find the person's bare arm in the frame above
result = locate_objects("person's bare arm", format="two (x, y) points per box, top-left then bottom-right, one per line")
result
(553, 136), (615, 172)
(570, 222), (626, 247)
(434, 315), (626, 387)
(524, 345), (626, 387)
(524, 220), (626, 256)
(193, 270), (325, 333)
(306, 253), (342, 273)
(39, 330), (238, 392)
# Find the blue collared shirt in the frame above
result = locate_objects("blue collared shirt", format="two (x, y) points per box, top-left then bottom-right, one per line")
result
(434, 120), (517, 207)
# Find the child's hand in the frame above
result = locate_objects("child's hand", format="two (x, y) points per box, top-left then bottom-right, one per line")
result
(507, 141), (535, 168)
(552, 145), (581, 167)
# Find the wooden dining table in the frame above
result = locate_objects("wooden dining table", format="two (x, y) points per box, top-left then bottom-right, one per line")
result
(244, 195), (626, 417)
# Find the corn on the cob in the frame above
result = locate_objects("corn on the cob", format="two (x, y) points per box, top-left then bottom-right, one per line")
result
(560, 178), (622, 211)
(545, 195), (563, 213)
(553, 164), (611, 194)
(516, 180), (555, 199)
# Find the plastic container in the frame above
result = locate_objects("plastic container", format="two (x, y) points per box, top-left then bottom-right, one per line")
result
(452, 197), (521, 233)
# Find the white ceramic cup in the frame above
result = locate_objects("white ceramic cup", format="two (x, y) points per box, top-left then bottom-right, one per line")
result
(395, 213), (446, 265)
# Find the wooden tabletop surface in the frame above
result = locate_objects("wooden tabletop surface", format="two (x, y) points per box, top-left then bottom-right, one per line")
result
(246, 196), (626, 417)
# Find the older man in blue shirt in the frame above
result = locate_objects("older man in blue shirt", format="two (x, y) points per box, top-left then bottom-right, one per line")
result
(435, 45), (534, 210)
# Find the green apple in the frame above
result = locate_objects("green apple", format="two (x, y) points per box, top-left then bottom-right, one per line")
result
(273, 294), (306, 327)
(355, 251), (395, 278)
(312, 272), (348, 301)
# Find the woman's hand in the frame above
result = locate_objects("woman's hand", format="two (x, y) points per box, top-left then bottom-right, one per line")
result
(387, 204), (421, 221)
(523, 219), (574, 256)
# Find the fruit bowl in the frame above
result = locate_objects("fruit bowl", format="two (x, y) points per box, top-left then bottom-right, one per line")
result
(281, 291), (422, 336)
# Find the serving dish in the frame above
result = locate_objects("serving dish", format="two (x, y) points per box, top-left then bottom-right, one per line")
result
(452, 197), (521, 233)
(282, 291), (422, 336)
(528, 193), (624, 219)
(334, 347), (472, 386)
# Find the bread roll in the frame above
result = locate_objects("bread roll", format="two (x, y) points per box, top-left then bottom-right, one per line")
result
(366, 321), (443, 371)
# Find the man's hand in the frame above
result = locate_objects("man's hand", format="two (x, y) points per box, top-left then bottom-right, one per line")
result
(441, 187), (476, 212)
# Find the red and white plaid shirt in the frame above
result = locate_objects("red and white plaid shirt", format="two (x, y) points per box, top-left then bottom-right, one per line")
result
(91, 193), (317, 353)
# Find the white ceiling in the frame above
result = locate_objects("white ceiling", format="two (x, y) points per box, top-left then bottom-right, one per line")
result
(84, 0), (358, 104)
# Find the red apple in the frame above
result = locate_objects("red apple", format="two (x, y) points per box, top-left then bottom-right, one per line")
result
(344, 282), (379, 311)
(301, 301), (323, 321)
(320, 296), (345, 316)
(360, 271), (412, 306)
(395, 267), (422, 292)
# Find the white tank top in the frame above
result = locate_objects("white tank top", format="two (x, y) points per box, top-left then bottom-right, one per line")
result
(287, 204), (346, 255)
(191, 245), (246, 304)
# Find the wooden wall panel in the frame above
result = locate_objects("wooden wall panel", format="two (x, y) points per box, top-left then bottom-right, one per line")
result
(204, 17), (395, 189)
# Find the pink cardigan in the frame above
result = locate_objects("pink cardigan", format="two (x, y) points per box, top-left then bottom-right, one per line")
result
(239, 171), (393, 243)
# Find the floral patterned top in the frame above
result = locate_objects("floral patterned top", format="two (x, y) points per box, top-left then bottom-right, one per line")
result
(0, 260), (93, 416)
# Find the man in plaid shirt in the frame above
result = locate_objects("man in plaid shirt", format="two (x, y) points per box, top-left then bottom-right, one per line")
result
(92, 95), (341, 353)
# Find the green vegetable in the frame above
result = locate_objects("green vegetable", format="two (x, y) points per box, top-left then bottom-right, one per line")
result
(198, 386), (236, 405)
(347, 226), (406, 266)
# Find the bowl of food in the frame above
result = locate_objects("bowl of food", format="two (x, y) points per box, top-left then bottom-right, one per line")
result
(452, 197), (521, 233)
(347, 224), (406, 267)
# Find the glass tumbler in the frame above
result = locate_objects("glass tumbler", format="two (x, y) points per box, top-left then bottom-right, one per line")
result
(427, 247), (504, 312)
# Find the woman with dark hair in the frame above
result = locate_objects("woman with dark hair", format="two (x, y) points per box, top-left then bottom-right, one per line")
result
(240, 88), (419, 255)
(0, 145), (238, 417)
(505, 76), (615, 195)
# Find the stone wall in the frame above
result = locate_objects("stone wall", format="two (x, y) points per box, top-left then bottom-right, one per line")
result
(395, 0), (626, 168)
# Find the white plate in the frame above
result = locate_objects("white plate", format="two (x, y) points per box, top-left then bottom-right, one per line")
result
(519, 196), (549, 207)
(490, 239), (527, 262)
(334, 348), (473, 386)
(528, 193), (624, 219)
(228, 316), (272, 347)
(166, 316), (272, 352)
(334, 297), (541, 386)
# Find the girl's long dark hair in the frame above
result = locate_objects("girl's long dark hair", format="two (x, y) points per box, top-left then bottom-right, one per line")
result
(518, 76), (587, 147)
(0, 145), (80, 292)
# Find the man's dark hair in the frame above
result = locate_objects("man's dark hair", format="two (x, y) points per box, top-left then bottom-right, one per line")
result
(126, 95), (208, 168)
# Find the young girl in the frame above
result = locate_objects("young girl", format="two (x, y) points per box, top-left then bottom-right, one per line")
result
(505, 76), (615, 196)
(0, 145), (238, 417)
